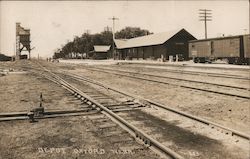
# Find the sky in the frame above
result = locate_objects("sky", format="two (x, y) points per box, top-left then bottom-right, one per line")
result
(0, 0), (249, 58)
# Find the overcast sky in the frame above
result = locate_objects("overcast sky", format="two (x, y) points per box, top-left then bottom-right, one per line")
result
(0, 1), (249, 58)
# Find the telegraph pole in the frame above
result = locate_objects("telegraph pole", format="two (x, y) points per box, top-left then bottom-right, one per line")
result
(199, 9), (212, 39)
(109, 16), (119, 59)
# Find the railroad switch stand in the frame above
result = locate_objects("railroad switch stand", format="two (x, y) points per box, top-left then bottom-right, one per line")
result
(27, 111), (35, 122)
(28, 93), (45, 122)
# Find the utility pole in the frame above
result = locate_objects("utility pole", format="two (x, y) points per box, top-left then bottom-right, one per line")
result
(109, 16), (119, 59)
(199, 9), (212, 39)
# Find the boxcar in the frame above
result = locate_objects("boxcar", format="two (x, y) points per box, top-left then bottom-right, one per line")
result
(189, 41), (211, 63)
(189, 34), (250, 64)
(243, 35), (250, 64)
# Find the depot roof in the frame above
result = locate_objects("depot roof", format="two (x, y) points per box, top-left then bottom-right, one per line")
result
(115, 28), (191, 49)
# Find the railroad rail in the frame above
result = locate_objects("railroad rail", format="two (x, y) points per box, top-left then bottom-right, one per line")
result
(118, 62), (250, 72)
(83, 67), (250, 99)
(3, 62), (250, 141)
(119, 65), (250, 80)
(30, 61), (184, 159)
(0, 110), (99, 122)
(89, 67), (249, 90)
(59, 71), (250, 141)
(4, 61), (249, 158)
(34, 61), (250, 141)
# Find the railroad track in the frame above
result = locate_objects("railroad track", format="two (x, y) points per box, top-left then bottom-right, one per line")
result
(51, 69), (250, 159)
(57, 70), (250, 140)
(120, 64), (250, 80)
(88, 67), (249, 90)
(28, 62), (184, 159)
(4, 61), (249, 158)
(0, 65), (161, 159)
(119, 62), (250, 72)
(82, 67), (250, 99)
(32, 61), (250, 141)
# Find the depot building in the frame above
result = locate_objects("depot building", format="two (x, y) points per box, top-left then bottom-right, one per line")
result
(114, 28), (196, 60)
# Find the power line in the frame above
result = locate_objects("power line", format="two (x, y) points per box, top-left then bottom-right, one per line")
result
(108, 16), (119, 40)
(199, 9), (212, 39)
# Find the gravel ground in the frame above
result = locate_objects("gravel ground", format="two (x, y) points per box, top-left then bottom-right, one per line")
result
(51, 60), (250, 134)
(0, 115), (159, 159)
(0, 73), (82, 112)
(1, 60), (249, 159)
(0, 61), (159, 159)
(117, 109), (249, 159)
(90, 64), (249, 88)
(58, 59), (250, 70)
(78, 67), (249, 98)
(65, 68), (249, 133)
(45, 61), (250, 159)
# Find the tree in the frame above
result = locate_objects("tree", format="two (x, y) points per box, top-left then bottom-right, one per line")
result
(100, 30), (113, 45)
(80, 33), (94, 53)
(115, 27), (152, 39)
(53, 26), (152, 59)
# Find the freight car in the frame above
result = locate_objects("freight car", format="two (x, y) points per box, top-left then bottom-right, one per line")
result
(189, 34), (250, 65)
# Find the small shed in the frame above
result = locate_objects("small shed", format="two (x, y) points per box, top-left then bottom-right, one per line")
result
(115, 28), (196, 60)
(90, 45), (111, 60)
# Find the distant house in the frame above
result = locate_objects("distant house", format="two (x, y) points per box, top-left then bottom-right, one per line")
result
(89, 45), (111, 60)
(114, 28), (196, 60)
